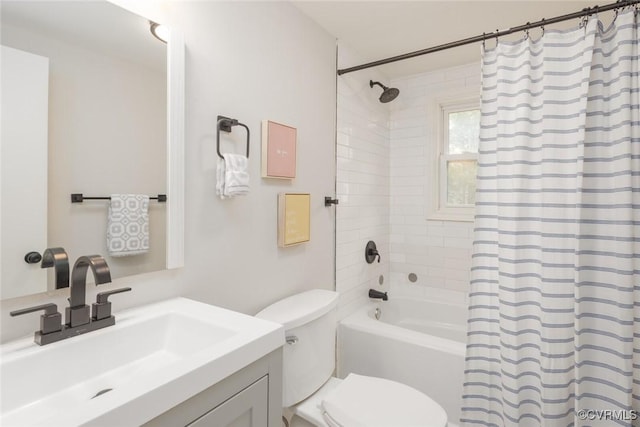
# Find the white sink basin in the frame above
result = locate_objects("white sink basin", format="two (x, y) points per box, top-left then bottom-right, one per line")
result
(0, 297), (284, 426)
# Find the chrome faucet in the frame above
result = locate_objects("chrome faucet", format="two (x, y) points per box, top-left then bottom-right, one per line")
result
(66, 255), (112, 328)
(10, 253), (131, 345)
(41, 247), (70, 289)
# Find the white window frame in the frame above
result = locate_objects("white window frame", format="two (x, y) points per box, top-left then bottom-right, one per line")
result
(427, 90), (480, 222)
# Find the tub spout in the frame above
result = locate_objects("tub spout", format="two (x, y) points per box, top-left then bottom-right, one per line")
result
(369, 289), (388, 301)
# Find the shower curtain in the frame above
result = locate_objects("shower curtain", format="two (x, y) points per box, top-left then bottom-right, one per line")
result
(462, 9), (639, 427)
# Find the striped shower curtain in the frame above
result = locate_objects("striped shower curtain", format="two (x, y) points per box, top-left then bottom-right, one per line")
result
(462, 9), (639, 427)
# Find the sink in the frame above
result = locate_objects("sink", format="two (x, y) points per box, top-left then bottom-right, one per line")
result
(0, 297), (284, 426)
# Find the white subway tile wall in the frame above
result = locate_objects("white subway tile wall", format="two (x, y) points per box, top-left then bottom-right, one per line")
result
(389, 63), (479, 299)
(335, 44), (390, 319)
(335, 58), (478, 313)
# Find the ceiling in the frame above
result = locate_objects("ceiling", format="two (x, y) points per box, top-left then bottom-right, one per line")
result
(293, 1), (603, 79)
(1, 1), (165, 72)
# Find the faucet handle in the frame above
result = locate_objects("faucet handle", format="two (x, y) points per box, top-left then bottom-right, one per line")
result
(10, 303), (63, 334)
(92, 287), (132, 320)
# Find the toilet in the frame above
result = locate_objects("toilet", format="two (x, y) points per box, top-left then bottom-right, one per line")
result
(255, 289), (448, 427)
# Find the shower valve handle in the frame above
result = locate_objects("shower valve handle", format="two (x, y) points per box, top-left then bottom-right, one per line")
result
(365, 240), (381, 264)
(368, 249), (381, 263)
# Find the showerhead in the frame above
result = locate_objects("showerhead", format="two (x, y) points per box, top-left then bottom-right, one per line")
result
(370, 80), (400, 103)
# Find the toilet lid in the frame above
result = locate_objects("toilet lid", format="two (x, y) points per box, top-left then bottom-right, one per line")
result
(321, 374), (447, 427)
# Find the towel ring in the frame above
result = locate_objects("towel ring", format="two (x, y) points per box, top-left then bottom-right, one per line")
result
(216, 115), (250, 159)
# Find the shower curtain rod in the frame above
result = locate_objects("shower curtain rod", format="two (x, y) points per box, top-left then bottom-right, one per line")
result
(337, 0), (640, 76)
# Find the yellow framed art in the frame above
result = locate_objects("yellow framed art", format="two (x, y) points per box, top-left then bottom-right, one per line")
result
(277, 193), (310, 247)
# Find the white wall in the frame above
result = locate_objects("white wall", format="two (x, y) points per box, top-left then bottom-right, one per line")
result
(335, 44), (390, 319)
(388, 63), (479, 300)
(0, 1), (337, 342)
(176, 1), (336, 314)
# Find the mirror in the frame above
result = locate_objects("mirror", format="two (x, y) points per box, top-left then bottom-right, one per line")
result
(0, 1), (184, 300)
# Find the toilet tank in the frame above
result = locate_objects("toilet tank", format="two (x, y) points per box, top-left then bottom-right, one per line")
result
(255, 289), (339, 407)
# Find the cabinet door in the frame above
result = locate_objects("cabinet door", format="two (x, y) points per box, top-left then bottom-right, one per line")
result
(188, 376), (268, 427)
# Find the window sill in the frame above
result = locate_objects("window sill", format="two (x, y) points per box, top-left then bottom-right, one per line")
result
(427, 210), (475, 223)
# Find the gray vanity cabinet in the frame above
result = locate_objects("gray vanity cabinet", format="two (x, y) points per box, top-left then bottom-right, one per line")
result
(143, 348), (282, 427)
(189, 376), (268, 427)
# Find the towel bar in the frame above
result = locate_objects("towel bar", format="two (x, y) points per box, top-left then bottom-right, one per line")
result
(71, 194), (167, 203)
(217, 115), (250, 159)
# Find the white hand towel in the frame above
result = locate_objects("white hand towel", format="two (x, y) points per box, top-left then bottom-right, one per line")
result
(107, 194), (150, 256)
(216, 154), (249, 199)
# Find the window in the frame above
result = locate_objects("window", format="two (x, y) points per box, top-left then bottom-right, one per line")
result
(429, 97), (480, 221)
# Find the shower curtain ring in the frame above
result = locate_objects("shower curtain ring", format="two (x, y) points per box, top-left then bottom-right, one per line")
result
(482, 32), (486, 50)
(540, 18), (545, 36)
(579, 7), (590, 28)
(524, 23), (530, 40)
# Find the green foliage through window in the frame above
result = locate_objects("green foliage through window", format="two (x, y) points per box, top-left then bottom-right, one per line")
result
(447, 110), (480, 154)
(447, 160), (477, 205)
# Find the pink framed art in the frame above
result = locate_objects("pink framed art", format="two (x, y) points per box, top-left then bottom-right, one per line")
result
(261, 120), (297, 179)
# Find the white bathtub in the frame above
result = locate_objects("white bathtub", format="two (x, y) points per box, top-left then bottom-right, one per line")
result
(338, 296), (467, 427)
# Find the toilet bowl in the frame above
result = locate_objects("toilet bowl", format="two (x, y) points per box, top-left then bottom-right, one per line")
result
(255, 289), (447, 427)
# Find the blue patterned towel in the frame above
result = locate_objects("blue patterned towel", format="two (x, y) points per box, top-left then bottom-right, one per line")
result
(107, 194), (149, 256)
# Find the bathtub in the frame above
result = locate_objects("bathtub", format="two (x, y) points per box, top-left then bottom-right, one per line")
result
(338, 296), (467, 427)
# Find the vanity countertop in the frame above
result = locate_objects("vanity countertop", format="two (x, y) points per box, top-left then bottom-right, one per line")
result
(0, 297), (284, 426)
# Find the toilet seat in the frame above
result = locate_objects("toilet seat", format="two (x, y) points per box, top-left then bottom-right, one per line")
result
(294, 374), (447, 427)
